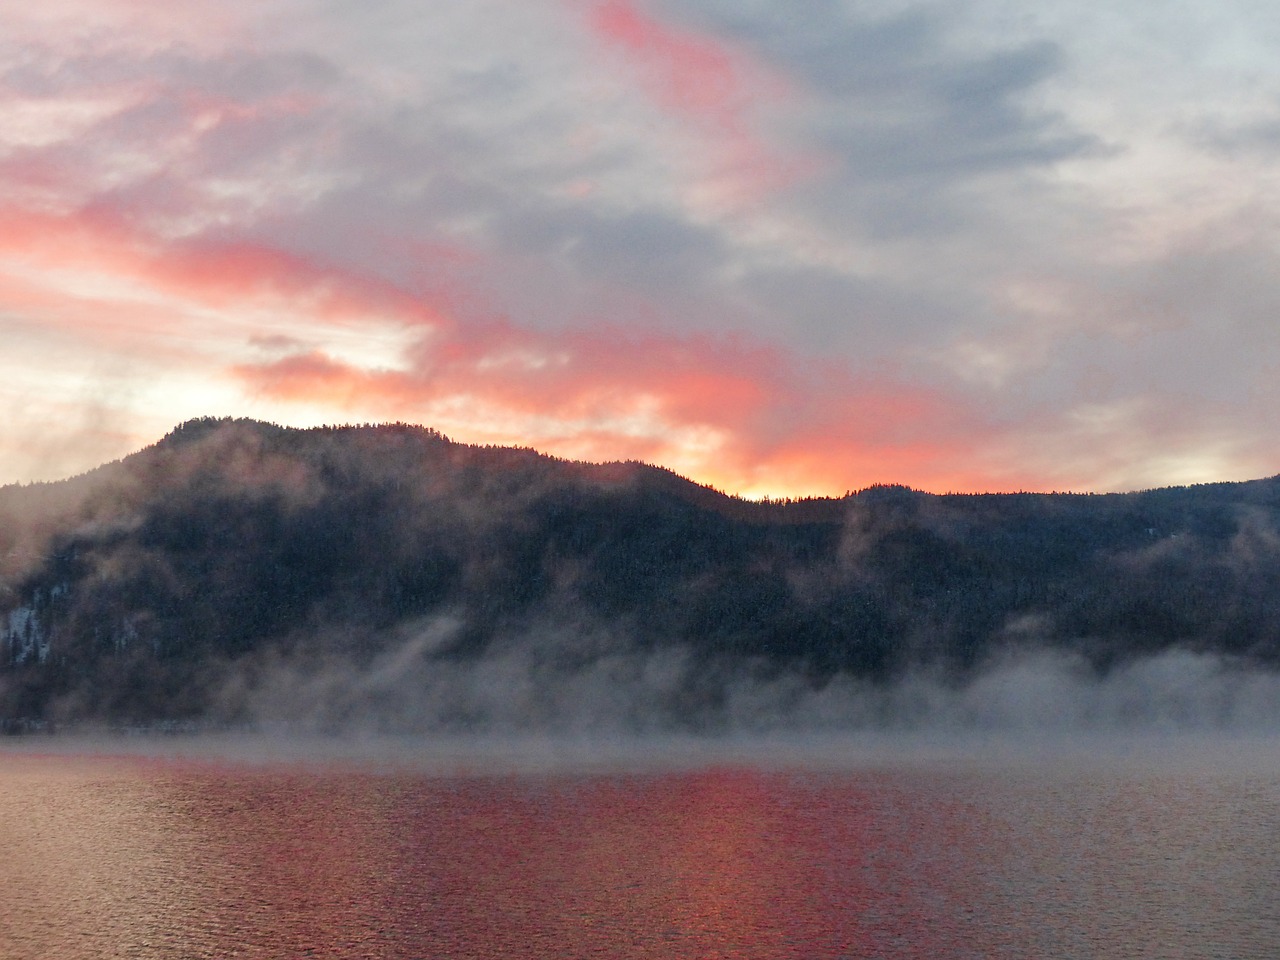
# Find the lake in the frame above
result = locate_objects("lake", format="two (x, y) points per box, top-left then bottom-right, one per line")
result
(1, 734), (1278, 959)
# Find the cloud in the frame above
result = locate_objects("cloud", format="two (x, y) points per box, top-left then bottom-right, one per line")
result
(229, 310), (984, 496)
(581, 0), (812, 207)
(588, 0), (751, 124)
(649, 1), (1096, 226)
(5, 0), (1280, 495)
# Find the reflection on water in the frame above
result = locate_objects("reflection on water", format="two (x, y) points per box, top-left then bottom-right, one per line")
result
(1, 740), (1278, 959)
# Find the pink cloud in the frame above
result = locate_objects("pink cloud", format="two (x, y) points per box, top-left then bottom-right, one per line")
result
(0, 2), (1097, 497)
(0, 157), (1029, 497)
(3, 0), (253, 49)
(0, 67), (981, 498)
(590, 0), (746, 125)
(0, 199), (455, 343)
(230, 306), (983, 497)
(582, 0), (818, 205)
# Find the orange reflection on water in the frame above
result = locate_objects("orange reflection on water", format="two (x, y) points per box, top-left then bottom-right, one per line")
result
(0, 753), (1006, 959)
(372, 765), (1000, 959)
(0, 755), (221, 959)
(654, 767), (796, 956)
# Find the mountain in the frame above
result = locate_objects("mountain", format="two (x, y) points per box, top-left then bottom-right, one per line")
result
(3, 417), (1280, 732)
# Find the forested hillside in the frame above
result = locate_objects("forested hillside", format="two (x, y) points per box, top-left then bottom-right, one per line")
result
(3, 417), (1279, 730)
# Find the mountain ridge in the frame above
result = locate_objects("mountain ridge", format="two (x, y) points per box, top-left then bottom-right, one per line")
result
(3, 417), (1279, 731)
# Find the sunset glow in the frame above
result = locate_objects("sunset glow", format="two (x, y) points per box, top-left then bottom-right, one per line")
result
(4, 0), (1280, 495)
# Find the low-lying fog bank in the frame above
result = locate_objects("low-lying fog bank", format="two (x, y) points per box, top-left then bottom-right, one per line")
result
(210, 643), (1280, 737)
(6, 648), (1280, 777)
(5, 728), (1280, 779)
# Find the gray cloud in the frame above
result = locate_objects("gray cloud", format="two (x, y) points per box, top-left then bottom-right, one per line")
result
(655, 1), (1097, 221)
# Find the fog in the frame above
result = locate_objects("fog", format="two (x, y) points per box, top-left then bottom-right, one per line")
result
(199, 617), (1280, 745)
(9, 611), (1280, 775)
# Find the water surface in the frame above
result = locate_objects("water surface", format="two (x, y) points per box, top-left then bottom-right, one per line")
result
(2, 736), (1277, 959)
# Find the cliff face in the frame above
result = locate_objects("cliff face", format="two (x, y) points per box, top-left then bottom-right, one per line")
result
(3, 417), (1279, 729)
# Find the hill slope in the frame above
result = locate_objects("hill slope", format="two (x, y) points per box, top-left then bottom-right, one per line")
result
(3, 417), (1279, 731)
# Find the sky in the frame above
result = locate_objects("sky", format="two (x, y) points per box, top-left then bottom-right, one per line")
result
(3, 0), (1280, 498)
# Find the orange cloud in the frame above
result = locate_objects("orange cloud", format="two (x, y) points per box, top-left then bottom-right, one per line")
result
(0, 15), (1009, 496)
(0, 201), (454, 343)
(230, 305), (984, 498)
(0, 186), (989, 497)
(0, 196), (1021, 497)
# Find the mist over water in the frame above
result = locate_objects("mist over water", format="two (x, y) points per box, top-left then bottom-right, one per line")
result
(10, 605), (1280, 960)
(209, 614), (1280, 740)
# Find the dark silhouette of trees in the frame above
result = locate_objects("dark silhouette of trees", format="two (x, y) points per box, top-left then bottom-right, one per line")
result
(3, 417), (1280, 725)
